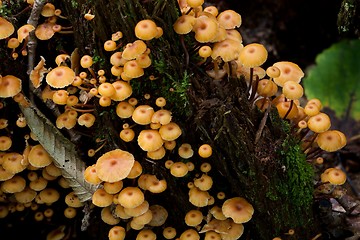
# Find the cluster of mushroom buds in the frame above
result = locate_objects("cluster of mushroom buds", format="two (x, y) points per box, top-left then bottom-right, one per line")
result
(0, 3), (71, 60)
(0, 131), (81, 222)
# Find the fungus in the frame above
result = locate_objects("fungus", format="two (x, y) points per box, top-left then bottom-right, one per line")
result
(0, 75), (22, 98)
(170, 161), (189, 177)
(185, 209), (203, 226)
(103, 181), (123, 194)
(273, 61), (304, 87)
(173, 15), (196, 34)
(282, 81), (303, 100)
(239, 43), (268, 68)
(108, 226), (126, 240)
(127, 161), (143, 179)
(159, 122), (182, 141)
(118, 186), (145, 209)
(29, 177), (48, 191)
(217, 9), (242, 29)
(316, 130), (346, 152)
(111, 80), (132, 101)
(35, 22), (55, 40)
(2, 175), (26, 193)
(180, 229), (200, 240)
(80, 55), (96, 78)
(135, 19), (158, 41)
(221, 197), (254, 223)
(101, 206), (120, 225)
(77, 113), (96, 127)
(30, 56), (47, 88)
(38, 188), (60, 205)
(52, 89), (69, 105)
(198, 144), (212, 158)
(194, 174), (213, 191)
(104, 40), (117, 51)
(95, 149), (135, 182)
(147, 146), (166, 160)
(193, 16), (218, 43)
(92, 189), (113, 207)
(122, 40), (147, 60)
(64, 207), (77, 219)
(0, 17), (15, 39)
(123, 60), (144, 79)
(178, 143), (194, 159)
(0, 136), (11, 151)
(2, 152), (27, 174)
(219, 220), (244, 240)
(116, 101), (134, 118)
(188, 187), (211, 207)
(28, 144), (53, 168)
(211, 39), (242, 62)
(137, 129), (164, 152)
(307, 113), (331, 133)
(46, 66), (75, 88)
(124, 200), (149, 217)
(0, 166), (14, 181)
(163, 227), (177, 239)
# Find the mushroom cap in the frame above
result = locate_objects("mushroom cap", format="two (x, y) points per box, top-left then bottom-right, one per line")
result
(122, 40), (147, 60)
(316, 130), (346, 152)
(116, 101), (134, 119)
(0, 17), (15, 39)
(92, 189), (113, 207)
(136, 229), (156, 240)
(14, 187), (37, 203)
(95, 149), (135, 183)
(220, 220), (244, 240)
(110, 52), (127, 67)
(108, 226), (126, 240)
(307, 113), (331, 133)
(124, 200), (149, 217)
(257, 79), (278, 97)
(111, 80), (132, 101)
(147, 146), (166, 160)
(127, 161), (143, 179)
(118, 186), (145, 209)
(30, 56), (47, 88)
(98, 82), (116, 97)
(222, 197), (254, 223)
(46, 66), (75, 88)
(41, 3), (55, 17)
(80, 55), (93, 68)
(28, 144), (53, 168)
(198, 144), (212, 158)
(0, 166), (14, 181)
(148, 204), (168, 227)
(163, 227), (177, 239)
(104, 40), (117, 51)
(2, 152), (27, 174)
(132, 105), (154, 125)
(103, 181), (123, 194)
(188, 187), (211, 207)
(178, 143), (194, 159)
(123, 60), (144, 79)
(327, 168), (347, 185)
(211, 39), (243, 62)
(159, 122), (182, 141)
(17, 24), (35, 42)
(151, 109), (172, 125)
(137, 129), (164, 152)
(135, 19), (158, 41)
(238, 43), (268, 68)
(1, 175), (26, 193)
(65, 191), (84, 208)
(38, 188), (60, 204)
(193, 15), (218, 43)
(185, 209), (203, 226)
(136, 53), (152, 68)
(35, 23), (55, 40)
(0, 136), (12, 151)
(101, 207), (121, 225)
(0, 75), (22, 98)
(179, 229), (200, 240)
(77, 113), (96, 128)
(173, 15), (196, 34)
(84, 164), (102, 185)
(29, 177), (48, 191)
(273, 61), (304, 87)
(282, 81), (303, 100)
(217, 9), (242, 29)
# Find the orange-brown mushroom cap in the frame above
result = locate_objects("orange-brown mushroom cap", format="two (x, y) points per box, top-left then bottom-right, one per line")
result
(95, 149), (135, 182)
(0, 17), (15, 39)
(222, 197), (254, 224)
(46, 66), (75, 88)
(0, 75), (22, 98)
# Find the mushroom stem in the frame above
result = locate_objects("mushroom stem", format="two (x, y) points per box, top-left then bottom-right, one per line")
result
(246, 67), (254, 99)
(87, 67), (97, 79)
(301, 132), (318, 153)
(249, 74), (260, 102)
(283, 99), (294, 120)
(58, 30), (74, 34)
(70, 106), (95, 113)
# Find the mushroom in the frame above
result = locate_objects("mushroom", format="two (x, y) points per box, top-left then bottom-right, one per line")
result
(118, 186), (145, 209)
(92, 189), (113, 207)
(179, 229), (200, 240)
(95, 149), (135, 182)
(30, 56), (48, 88)
(137, 129), (164, 152)
(217, 9), (242, 29)
(185, 209), (203, 227)
(28, 144), (53, 168)
(0, 17), (15, 39)
(46, 66), (75, 88)
(108, 226), (126, 240)
(198, 143), (212, 158)
(101, 207), (120, 225)
(135, 19), (158, 41)
(0, 75), (22, 98)
(163, 227), (177, 240)
(221, 197), (254, 224)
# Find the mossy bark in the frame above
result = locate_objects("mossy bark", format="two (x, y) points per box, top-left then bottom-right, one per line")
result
(338, 0), (360, 38)
(57, 0), (319, 239)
